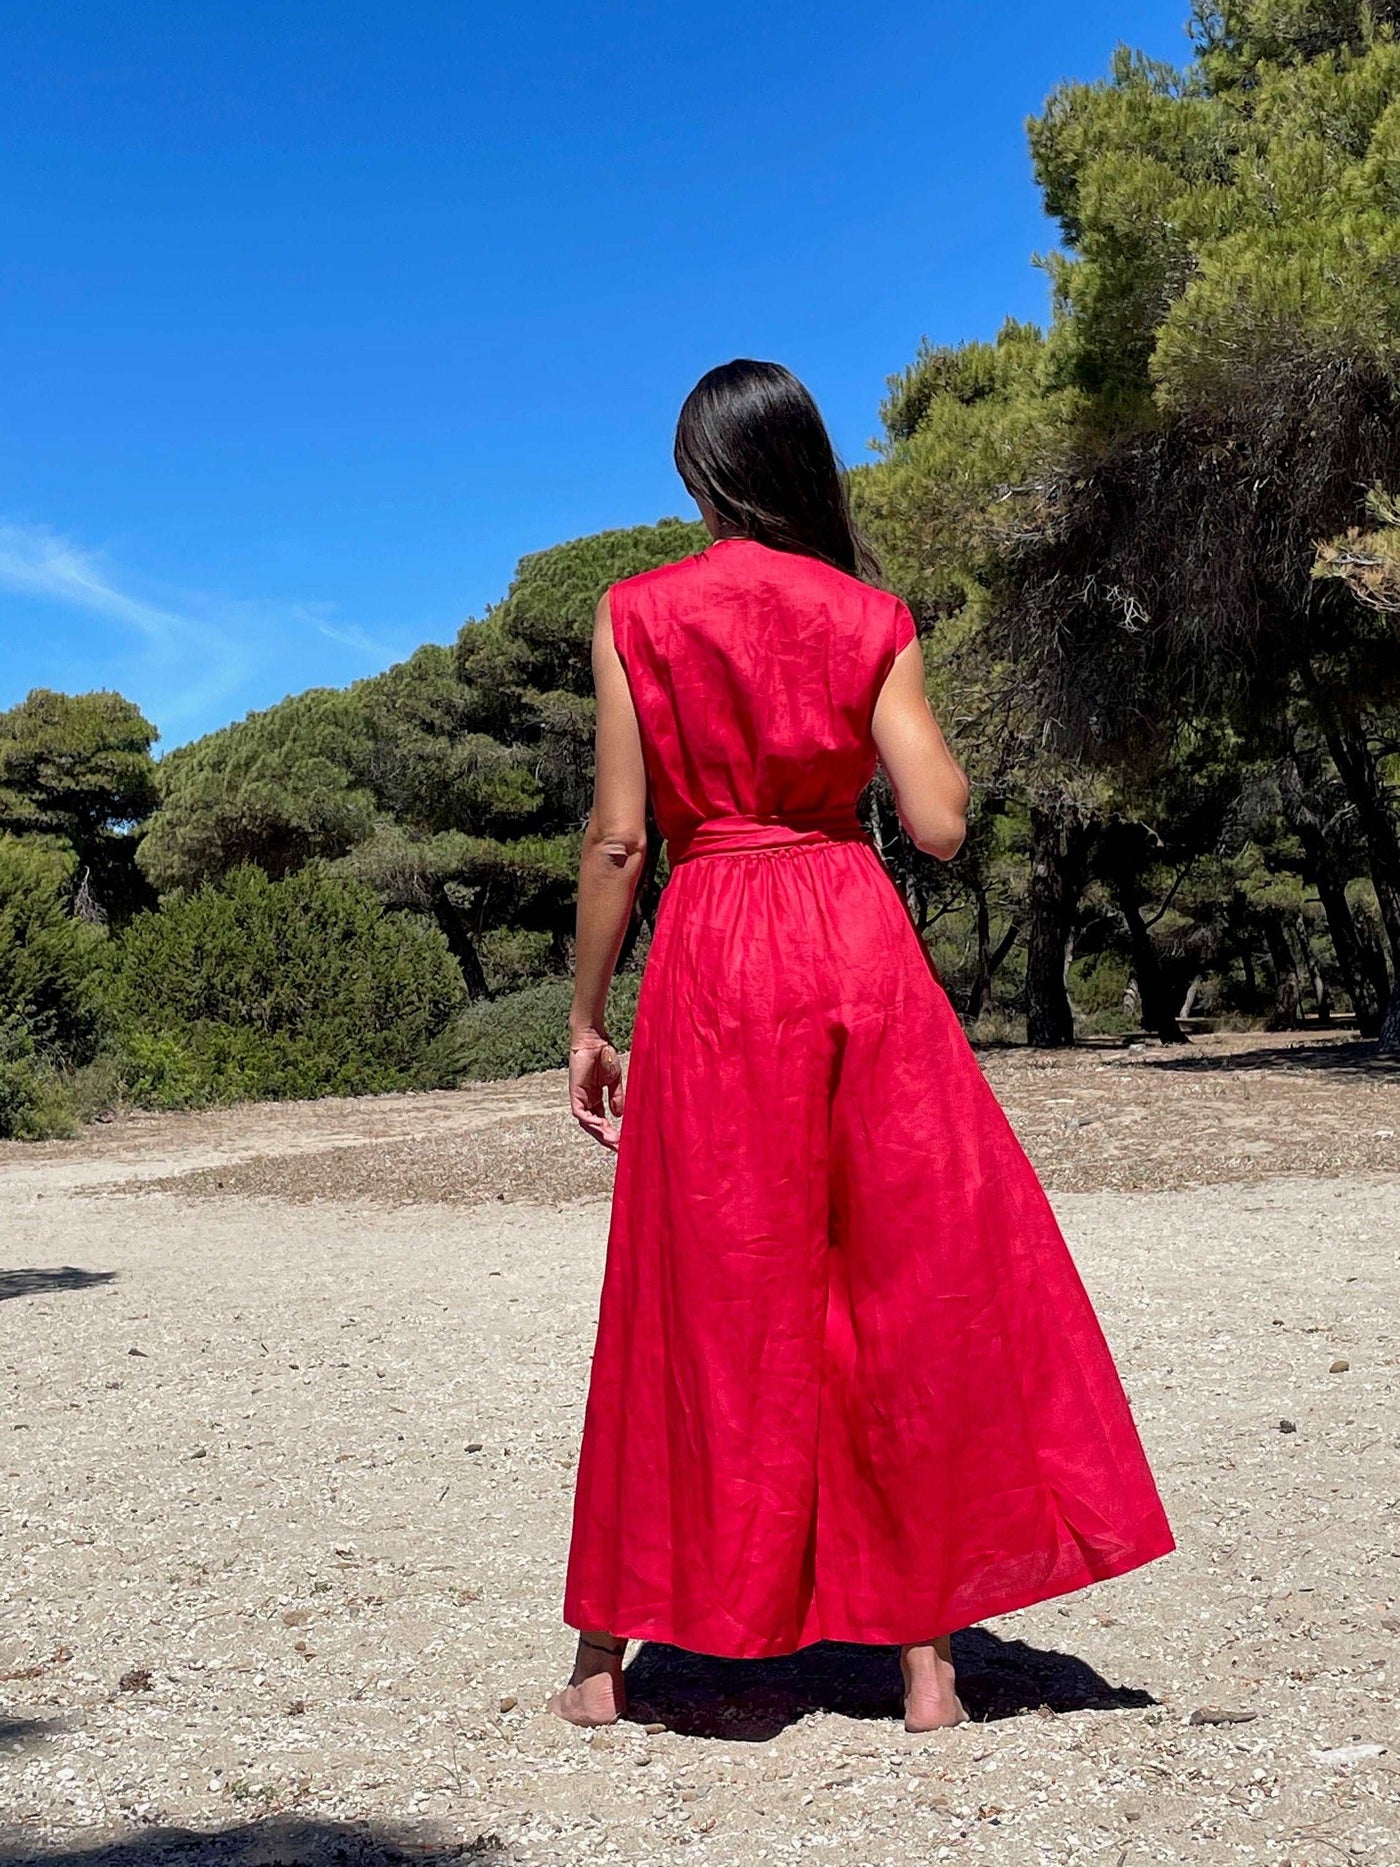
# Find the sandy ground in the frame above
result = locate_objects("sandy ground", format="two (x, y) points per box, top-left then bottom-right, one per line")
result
(1, 1032), (1398, 1866)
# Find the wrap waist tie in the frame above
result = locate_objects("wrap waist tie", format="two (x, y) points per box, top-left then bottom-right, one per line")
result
(666, 813), (874, 867)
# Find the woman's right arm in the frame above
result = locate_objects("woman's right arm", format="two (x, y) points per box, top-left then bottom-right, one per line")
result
(871, 638), (970, 861)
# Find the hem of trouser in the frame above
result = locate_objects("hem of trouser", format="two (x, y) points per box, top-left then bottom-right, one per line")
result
(563, 1524), (1178, 1662)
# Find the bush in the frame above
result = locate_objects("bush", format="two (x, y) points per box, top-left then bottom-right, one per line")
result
(0, 835), (103, 1062)
(65, 1051), (128, 1124)
(441, 973), (643, 1082)
(1068, 950), (1131, 1016)
(0, 1021), (79, 1140)
(105, 865), (466, 1106)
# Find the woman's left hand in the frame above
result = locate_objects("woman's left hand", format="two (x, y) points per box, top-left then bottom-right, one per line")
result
(569, 1030), (626, 1151)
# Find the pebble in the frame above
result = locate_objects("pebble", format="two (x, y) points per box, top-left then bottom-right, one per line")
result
(4, 1066), (1396, 1867)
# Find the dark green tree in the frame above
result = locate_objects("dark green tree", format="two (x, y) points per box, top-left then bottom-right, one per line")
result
(0, 689), (158, 921)
(0, 834), (104, 1062)
(997, 1), (1400, 1049)
(136, 520), (706, 1002)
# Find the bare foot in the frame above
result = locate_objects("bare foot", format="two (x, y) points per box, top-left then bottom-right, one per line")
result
(547, 1634), (627, 1727)
(900, 1636), (968, 1733)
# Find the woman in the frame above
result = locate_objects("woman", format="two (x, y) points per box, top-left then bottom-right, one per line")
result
(552, 360), (1173, 1733)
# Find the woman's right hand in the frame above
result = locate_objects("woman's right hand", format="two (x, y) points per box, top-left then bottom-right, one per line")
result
(569, 1029), (626, 1151)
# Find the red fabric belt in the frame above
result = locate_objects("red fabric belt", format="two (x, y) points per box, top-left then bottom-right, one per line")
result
(666, 814), (874, 867)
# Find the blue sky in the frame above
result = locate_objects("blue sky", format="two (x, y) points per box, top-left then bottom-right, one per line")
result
(2, 1), (1188, 749)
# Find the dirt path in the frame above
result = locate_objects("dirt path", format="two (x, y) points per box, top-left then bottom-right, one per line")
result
(3, 1032), (1397, 1211)
(2, 1035), (1398, 1865)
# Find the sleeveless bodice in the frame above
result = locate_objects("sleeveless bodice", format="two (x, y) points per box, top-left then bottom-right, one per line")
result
(607, 538), (917, 866)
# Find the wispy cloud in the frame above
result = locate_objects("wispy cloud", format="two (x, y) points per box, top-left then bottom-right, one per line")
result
(0, 519), (254, 740)
(316, 618), (403, 662)
(0, 518), (420, 746)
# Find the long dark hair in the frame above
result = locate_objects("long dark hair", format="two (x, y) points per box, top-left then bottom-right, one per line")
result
(674, 360), (882, 582)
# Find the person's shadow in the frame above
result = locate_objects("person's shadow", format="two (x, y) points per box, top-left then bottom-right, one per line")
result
(622, 1627), (1155, 1739)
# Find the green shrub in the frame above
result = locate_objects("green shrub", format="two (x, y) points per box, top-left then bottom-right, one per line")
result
(477, 926), (556, 992)
(965, 1007), (1026, 1047)
(64, 1051), (128, 1124)
(0, 1022), (79, 1140)
(105, 864), (465, 1106)
(0, 835), (103, 1062)
(1068, 950), (1131, 1016)
(442, 973), (643, 1082)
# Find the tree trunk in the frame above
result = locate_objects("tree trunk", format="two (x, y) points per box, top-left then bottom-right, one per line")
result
(967, 885), (991, 1021)
(430, 882), (492, 1000)
(1111, 872), (1185, 1043)
(1292, 912), (1330, 1025)
(1303, 675), (1400, 968)
(1262, 915), (1303, 1030)
(1354, 908), (1394, 1017)
(1380, 979), (1400, 1055)
(1025, 805), (1093, 1048)
(966, 881), (1017, 1021)
(1279, 752), (1385, 1036)
(1313, 869), (1384, 1034)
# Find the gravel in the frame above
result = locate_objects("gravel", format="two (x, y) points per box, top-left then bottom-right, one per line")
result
(45, 1032), (1399, 1210)
(1, 1035), (1398, 1865)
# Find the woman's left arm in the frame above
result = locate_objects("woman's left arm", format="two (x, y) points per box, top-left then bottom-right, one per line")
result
(568, 588), (649, 1150)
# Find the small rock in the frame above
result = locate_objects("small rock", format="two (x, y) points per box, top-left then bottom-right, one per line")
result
(635, 1753), (652, 1767)
(285, 1699), (307, 1716)
(281, 1609), (312, 1627)
(1279, 1419), (1297, 1434)
(499, 1695), (517, 1714)
(466, 1443), (484, 1454)
(117, 1668), (153, 1694)
(643, 1720), (665, 1735)
(1329, 1358), (1350, 1374)
(1189, 1707), (1258, 1725)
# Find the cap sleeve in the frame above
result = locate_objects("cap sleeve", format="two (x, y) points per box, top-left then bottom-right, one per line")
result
(891, 597), (918, 656)
(604, 580), (628, 673)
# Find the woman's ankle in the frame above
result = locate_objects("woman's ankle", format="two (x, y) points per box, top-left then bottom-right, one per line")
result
(901, 1636), (954, 1664)
(572, 1632), (626, 1681)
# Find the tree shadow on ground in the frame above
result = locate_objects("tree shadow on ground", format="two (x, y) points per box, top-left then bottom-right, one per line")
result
(1139, 1040), (1397, 1077)
(0, 1268), (118, 1303)
(0, 1715), (73, 1751)
(623, 1626), (1156, 1740)
(0, 1821), (505, 1867)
